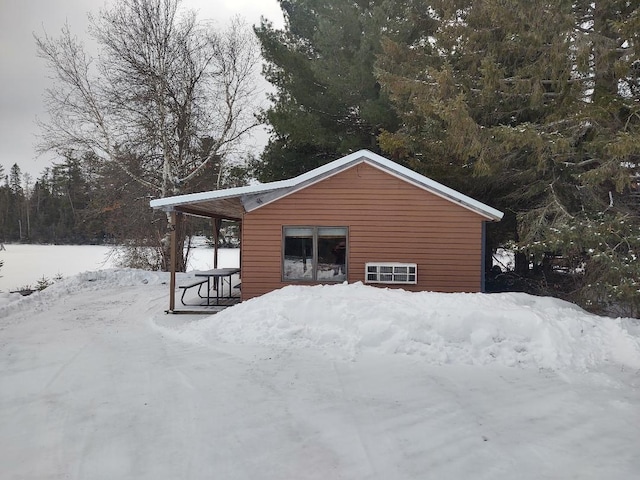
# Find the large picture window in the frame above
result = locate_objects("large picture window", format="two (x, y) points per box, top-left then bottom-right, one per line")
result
(283, 226), (348, 282)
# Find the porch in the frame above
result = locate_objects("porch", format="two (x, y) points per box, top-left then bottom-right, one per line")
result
(150, 173), (298, 313)
(163, 212), (243, 314)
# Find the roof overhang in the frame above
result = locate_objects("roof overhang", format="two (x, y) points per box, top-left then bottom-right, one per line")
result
(149, 180), (293, 220)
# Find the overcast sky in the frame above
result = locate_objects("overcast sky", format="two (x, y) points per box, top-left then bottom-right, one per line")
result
(0, 0), (284, 178)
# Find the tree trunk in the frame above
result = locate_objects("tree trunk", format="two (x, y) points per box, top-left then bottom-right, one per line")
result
(161, 211), (187, 272)
(514, 252), (529, 276)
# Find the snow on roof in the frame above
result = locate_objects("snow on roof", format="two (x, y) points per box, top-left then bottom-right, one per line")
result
(150, 150), (504, 221)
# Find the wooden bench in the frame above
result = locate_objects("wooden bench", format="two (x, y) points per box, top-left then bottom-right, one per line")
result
(178, 279), (210, 305)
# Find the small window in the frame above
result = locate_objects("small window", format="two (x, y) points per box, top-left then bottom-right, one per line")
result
(366, 263), (417, 284)
(283, 227), (348, 282)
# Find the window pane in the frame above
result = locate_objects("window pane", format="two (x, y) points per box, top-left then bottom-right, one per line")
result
(318, 227), (347, 236)
(285, 227), (313, 237)
(283, 228), (313, 280)
(317, 228), (347, 281)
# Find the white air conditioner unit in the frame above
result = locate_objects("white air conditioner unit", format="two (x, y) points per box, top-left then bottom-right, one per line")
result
(365, 262), (417, 284)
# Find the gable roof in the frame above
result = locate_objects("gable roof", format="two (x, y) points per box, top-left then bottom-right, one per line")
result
(150, 150), (504, 221)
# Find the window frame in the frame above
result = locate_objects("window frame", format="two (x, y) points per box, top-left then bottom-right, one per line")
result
(281, 226), (349, 283)
(365, 262), (418, 285)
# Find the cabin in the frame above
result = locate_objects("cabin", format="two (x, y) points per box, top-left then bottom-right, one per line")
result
(150, 150), (503, 312)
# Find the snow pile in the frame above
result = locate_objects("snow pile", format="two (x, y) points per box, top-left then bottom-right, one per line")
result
(3, 264), (639, 372)
(175, 282), (640, 371)
(47, 268), (170, 291)
(0, 268), (169, 313)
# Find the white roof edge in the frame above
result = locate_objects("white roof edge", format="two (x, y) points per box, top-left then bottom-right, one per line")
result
(148, 178), (295, 209)
(150, 149), (504, 221)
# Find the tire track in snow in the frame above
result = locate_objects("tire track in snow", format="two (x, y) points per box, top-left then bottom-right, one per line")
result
(330, 359), (381, 478)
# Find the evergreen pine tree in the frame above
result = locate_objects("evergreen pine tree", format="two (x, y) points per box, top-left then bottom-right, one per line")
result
(377, 0), (640, 314)
(254, 0), (410, 180)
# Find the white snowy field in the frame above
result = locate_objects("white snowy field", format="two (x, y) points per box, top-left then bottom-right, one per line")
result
(0, 244), (115, 292)
(0, 248), (639, 479)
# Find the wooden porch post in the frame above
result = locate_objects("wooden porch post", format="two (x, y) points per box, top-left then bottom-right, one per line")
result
(169, 210), (178, 312)
(239, 220), (243, 301)
(213, 218), (221, 269)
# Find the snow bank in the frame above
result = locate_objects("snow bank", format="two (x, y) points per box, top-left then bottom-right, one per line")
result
(48, 268), (170, 291)
(0, 268), (169, 314)
(3, 266), (639, 372)
(174, 282), (640, 371)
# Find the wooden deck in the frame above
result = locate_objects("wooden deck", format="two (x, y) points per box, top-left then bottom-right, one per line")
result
(167, 298), (241, 314)
(168, 289), (242, 314)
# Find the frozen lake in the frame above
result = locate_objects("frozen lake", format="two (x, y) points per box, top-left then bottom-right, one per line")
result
(0, 243), (238, 292)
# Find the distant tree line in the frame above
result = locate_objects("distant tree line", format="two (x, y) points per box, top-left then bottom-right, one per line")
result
(0, 161), (96, 244)
(0, 158), (129, 244)
(0, 154), (246, 256)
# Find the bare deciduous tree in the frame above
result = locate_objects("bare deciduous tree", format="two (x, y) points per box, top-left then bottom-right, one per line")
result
(36, 0), (260, 270)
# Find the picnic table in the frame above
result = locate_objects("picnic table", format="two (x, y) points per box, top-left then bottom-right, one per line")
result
(179, 268), (240, 306)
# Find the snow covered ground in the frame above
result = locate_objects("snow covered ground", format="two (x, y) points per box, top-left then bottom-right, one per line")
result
(0, 247), (639, 479)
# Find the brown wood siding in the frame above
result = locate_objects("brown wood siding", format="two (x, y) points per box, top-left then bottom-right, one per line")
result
(241, 162), (486, 300)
